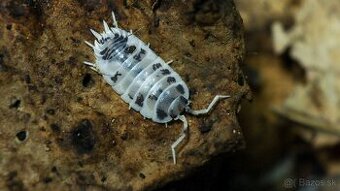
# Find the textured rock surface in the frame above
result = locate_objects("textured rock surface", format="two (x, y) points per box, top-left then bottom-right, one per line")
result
(0, 0), (249, 190)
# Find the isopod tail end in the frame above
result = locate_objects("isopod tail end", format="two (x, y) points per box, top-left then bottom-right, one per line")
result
(90, 29), (102, 40)
(112, 11), (118, 28)
(103, 20), (111, 33)
(94, 40), (101, 51)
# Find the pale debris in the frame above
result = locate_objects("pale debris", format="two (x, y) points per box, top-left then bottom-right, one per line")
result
(272, 0), (340, 133)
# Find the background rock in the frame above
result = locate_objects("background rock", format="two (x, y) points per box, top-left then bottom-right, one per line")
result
(0, 0), (248, 190)
(272, 0), (340, 135)
(195, 0), (340, 190)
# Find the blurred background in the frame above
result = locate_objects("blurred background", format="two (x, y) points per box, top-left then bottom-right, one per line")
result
(158, 0), (340, 190)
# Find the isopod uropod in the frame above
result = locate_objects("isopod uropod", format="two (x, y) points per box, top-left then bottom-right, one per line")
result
(83, 11), (230, 164)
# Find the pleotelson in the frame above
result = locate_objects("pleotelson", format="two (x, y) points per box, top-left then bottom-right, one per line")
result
(94, 28), (189, 123)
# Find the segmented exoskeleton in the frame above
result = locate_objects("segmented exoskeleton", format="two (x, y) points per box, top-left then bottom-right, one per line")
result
(84, 12), (230, 164)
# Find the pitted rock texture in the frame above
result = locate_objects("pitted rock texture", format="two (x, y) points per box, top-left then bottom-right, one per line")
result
(0, 0), (250, 190)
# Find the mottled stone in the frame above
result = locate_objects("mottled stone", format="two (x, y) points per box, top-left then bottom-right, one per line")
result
(0, 0), (250, 190)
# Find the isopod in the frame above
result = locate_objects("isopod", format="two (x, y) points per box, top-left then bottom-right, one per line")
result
(84, 12), (230, 164)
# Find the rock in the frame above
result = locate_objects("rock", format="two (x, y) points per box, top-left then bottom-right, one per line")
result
(272, 0), (340, 135)
(236, 0), (301, 31)
(0, 0), (249, 190)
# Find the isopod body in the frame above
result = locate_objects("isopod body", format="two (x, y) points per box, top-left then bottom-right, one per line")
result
(84, 12), (230, 164)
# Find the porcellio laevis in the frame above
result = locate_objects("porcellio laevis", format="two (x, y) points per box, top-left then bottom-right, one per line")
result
(83, 12), (230, 164)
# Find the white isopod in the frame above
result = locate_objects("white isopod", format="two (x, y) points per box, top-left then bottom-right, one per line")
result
(84, 12), (230, 164)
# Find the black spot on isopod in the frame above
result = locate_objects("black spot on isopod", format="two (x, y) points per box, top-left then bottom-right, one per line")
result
(152, 63), (162, 70)
(100, 47), (108, 55)
(135, 94), (144, 107)
(16, 130), (27, 141)
(160, 69), (170, 75)
(133, 49), (146, 61)
(157, 89), (163, 94)
(167, 76), (176, 84)
(133, 54), (141, 61)
(180, 96), (188, 104)
(157, 109), (168, 120)
(111, 72), (122, 83)
(103, 45), (117, 60)
(9, 98), (21, 109)
(99, 37), (110, 44)
(124, 45), (136, 54)
(71, 119), (96, 154)
(176, 84), (185, 94)
(82, 73), (94, 87)
(103, 54), (108, 60)
(103, 37), (110, 43)
(128, 94), (133, 99)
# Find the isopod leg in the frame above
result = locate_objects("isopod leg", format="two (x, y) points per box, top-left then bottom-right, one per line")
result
(89, 66), (99, 73)
(186, 95), (230, 115)
(90, 29), (102, 40)
(84, 41), (95, 49)
(171, 115), (188, 164)
(83, 61), (99, 73)
(83, 61), (95, 67)
(166, 60), (173, 65)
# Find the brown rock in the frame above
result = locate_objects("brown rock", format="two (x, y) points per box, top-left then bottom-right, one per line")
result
(0, 0), (249, 190)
